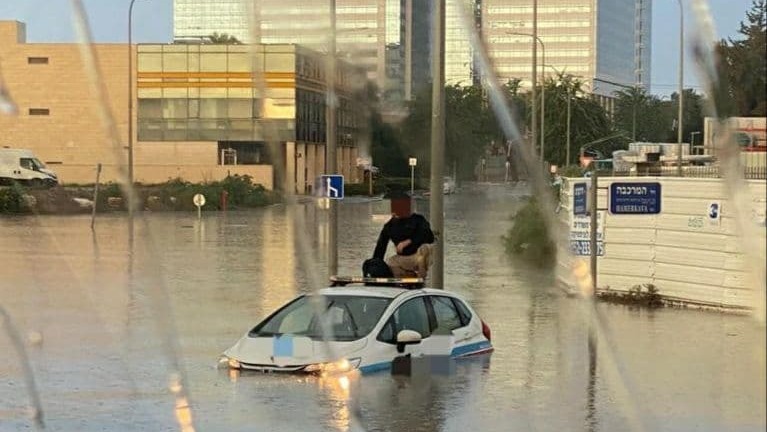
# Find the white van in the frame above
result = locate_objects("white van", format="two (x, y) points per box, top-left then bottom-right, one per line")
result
(0, 148), (58, 187)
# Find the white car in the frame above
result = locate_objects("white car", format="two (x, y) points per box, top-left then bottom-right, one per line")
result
(220, 278), (493, 375)
(443, 177), (456, 194)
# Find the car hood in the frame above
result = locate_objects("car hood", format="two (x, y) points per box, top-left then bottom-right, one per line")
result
(223, 334), (368, 368)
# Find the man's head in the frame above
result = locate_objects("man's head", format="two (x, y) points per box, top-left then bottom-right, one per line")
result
(390, 192), (412, 219)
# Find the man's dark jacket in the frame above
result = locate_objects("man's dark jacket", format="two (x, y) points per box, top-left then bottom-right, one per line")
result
(373, 213), (434, 259)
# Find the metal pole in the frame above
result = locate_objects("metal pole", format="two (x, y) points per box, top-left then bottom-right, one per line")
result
(430, 0), (445, 289)
(566, 88), (571, 166)
(91, 163), (102, 230)
(326, 0), (338, 277)
(590, 171), (598, 293)
(531, 0), (538, 161)
(410, 165), (414, 196)
(128, 0), (136, 216)
(676, 0), (684, 177)
(540, 39), (545, 163)
(632, 86), (637, 141)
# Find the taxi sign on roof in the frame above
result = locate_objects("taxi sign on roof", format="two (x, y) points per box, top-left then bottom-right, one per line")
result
(330, 275), (425, 289)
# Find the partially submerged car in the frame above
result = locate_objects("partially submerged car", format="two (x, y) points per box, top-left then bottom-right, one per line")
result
(220, 277), (493, 375)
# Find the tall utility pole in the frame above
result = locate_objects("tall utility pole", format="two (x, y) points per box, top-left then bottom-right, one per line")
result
(326, 0), (338, 277)
(127, 0), (138, 216)
(566, 87), (571, 165)
(508, 32), (545, 162)
(676, 0), (684, 176)
(429, 0), (445, 289)
(531, 0), (538, 163)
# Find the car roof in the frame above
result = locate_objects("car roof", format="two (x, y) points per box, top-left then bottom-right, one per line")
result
(316, 286), (461, 299)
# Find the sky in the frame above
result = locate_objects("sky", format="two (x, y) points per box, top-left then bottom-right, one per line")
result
(0, 0), (757, 96)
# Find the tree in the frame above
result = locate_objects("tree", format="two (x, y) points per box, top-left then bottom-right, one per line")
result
(539, 74), (623, 167)
(716, 0), (766, 116)
(208, 32), (242, 44)
(668, 89), (706, 143)
(614, 87), (673, 142)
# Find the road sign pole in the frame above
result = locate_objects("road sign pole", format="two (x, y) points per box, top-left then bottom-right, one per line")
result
(410, 165), (414, 196)
(430, 0), (445, 290)
(326, 0), (338, 278)
(590, 171), (598, 294)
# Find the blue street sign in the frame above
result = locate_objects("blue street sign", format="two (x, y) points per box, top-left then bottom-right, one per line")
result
(609, 182), (661, 214)
(573, 182), (587, 215)
(319, 175), (344, 200)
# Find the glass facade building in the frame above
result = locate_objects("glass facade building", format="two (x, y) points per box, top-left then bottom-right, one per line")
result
(173, 0), (389, 93)
(137, 44), (364, 146)
(481, 0), (651, 100)
(136, 43), (368, 192)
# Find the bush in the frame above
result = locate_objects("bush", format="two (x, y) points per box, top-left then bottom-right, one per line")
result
(153, 175), (277, 211)
(0, 184), (24, 213)
(502, 197), (556, 267)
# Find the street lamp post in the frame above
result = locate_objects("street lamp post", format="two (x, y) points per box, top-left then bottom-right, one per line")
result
(127, 0), (140, 215)
(327, 0), (338, 277)
(507, 31), (545, 162)
(676, 0), (684, 176)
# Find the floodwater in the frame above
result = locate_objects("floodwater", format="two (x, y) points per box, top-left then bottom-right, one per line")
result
(0, 183), (764, 432)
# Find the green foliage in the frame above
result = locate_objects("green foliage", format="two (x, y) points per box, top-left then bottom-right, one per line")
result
(502, 197), (556, 267)
(371, 111), (409, 177)
(151, 175), (275, 211)
(0, 184), (24, 213)
(540, 74), (626, 166)
(716, 0), (767, 116)
(208, 32), (242, 44)
(598, 284), (663, 308)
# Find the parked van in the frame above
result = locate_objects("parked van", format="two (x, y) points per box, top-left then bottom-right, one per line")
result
(0, 148), (58, 187)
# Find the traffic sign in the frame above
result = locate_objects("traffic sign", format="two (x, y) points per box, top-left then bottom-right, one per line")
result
(319, 175), (344, 200)
(409, 158), (417, 167)
(573, 182), (587, 216)
(193, 193), (206, 207)
(609, 182), (661, 215)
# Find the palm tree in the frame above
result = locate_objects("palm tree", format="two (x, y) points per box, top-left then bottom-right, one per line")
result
(208, 32), (242, 44)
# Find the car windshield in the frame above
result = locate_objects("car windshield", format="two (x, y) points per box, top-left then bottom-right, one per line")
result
(249, 295), (392, 341)
(19, 157), (45, 171)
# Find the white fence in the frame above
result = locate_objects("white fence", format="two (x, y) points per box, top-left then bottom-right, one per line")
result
(556, 176), (766, 310)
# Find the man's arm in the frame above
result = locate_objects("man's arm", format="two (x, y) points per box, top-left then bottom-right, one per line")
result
(410, 215), (435, 247)
(373, 224), (390, 259)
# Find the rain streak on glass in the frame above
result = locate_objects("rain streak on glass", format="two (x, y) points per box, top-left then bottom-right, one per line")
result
(0, 0), (764, 431)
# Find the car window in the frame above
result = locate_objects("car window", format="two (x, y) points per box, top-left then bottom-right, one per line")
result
(452, 298), (473, 326)
(20, 158), (35, 170)
(251, 295), (391, 341)
(377, 297), (430, 343)
(431, 296), (463, 333)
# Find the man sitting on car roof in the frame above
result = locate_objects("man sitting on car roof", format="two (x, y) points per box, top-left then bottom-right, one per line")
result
(372, 191), (435, 278)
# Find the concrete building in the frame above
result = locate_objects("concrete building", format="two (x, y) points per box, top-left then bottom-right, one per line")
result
(136, 42), (367, 194)
(0, 20), (366, 191)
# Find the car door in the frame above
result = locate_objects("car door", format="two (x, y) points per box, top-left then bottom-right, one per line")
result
(427, 295), (475, 354)
(364, 296), (431, 371)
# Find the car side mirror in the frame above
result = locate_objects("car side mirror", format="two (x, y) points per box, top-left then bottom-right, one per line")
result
(396, 329), (422, 353)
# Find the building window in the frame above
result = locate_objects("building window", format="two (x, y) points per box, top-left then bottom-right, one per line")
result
(27, 57), (49, 64)
(28, 108), (50, 116)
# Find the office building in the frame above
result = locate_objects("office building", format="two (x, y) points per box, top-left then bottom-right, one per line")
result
(481, 0), (652, 105)
(0, 21), (366, 191)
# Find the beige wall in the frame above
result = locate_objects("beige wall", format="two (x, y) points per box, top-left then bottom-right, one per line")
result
(556, 176), (767, 312)
(0, 21), (273, 189)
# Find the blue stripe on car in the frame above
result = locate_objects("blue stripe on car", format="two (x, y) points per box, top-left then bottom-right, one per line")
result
(450, 341), (492, 357)
(358, 341), (493, 374)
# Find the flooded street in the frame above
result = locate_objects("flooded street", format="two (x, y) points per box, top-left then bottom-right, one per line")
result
(1, 184), (764, 432)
